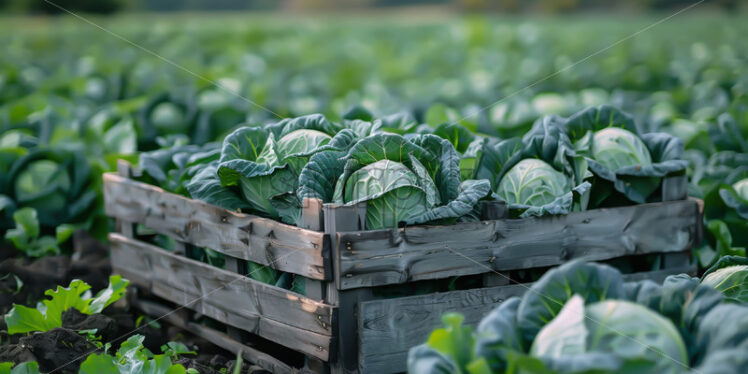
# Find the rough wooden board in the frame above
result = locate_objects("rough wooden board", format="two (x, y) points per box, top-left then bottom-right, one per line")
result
(323, 202), (372, 374)
(109, 233), (334, 360)
(104, 173), (329, 280)
(356, 264), (696, 373)
(131, 298), (303, 374)
(336, 199), (700, 289)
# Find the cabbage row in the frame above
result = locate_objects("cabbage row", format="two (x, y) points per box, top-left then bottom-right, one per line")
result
(137, 105), (690, 228)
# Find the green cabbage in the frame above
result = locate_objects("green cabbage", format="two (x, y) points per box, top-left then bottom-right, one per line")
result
(591, 127), (652, 170)
(215, 114), (356, 224)
(733, 178), (748, 200)
(301, 133), (491, 230)
(150, 102), (189, 134)
(14, 160), (71, 214)
(496, 159), (571, 207)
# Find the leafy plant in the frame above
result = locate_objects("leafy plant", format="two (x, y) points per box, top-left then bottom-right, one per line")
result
(408, 260), (748, 374)
(300, 133), (491, 229)
(563, 105), (688, 205)
(4, 149), (100, 228)
(3, 207), (73, 257)
(469, 117), (590, 217)
(215, 114), (360, 224)
(4, 275), (129, 334)
(79, 335), (189, 374)
(701, 256), (748, 303)
(0, 362), (40, 374)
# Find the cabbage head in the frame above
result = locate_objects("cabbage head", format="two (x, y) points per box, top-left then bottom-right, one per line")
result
(531, 296), (689, 374)
(733, 178), (748, 200)
(14, 160), (71, 217)
(591, 127), (652, 170)
(5, 149), (98, 228)
(496, 159), (571, 207)
(216, 114), (355, 223)
(300, 133), (491, 230)
(564, 105), (688, 204)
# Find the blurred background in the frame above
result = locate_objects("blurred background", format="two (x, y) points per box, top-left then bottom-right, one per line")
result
(0, 0), (744, 14)
(1, 0), (746, 255)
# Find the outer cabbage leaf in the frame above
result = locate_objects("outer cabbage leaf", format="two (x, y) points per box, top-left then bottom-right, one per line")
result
(185, 163), (250, 211)
(692, 303), (748, 370)
(701, 256), (748, 302)
(516, 261), (625, 345)
(584, 300), (689, 374)
(474, 298), (524, 372)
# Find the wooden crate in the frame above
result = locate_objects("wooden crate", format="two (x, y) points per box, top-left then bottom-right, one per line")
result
(105, 162), (700, 374)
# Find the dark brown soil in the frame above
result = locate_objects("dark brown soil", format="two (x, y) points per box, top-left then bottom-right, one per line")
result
(0, 231), (260, 373)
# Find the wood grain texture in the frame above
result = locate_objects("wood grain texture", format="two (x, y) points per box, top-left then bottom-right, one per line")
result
(109, 233), (334, 360)
(356, 263), (696, 373)
(104, 173), (329, 280)
(335, 199), (700, 289)
(131, 298), (305, 374)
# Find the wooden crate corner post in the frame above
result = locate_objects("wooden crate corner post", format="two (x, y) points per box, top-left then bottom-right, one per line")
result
(323, 202), (372, 374)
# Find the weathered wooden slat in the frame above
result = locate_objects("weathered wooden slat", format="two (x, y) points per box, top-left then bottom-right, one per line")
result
(131, 298), (302, 374)
(336, 199), (700, 289)
(323, 202), (372, 374)
(109, 233), (334, 360)
(104, 173), (329, 280)
(357, 263), (696, 373)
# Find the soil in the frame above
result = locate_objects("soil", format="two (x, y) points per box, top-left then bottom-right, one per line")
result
(0, 328), (94, 374)
(0, 231), (268, 373)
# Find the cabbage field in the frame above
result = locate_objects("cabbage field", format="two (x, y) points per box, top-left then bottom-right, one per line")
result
(1, 10), (747, 374)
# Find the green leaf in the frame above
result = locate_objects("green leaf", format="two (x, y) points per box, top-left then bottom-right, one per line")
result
(247, 261), (277, 285)
(426, 313), (477, 372)
(585, 300), (689, 372)
(474, 298), (524, 372)
(5, 207), (40, 249)
(516, 261), (625, 346)
(87, 275), (130, 313)
(185, 163), (250, 211)
(701, 256), (748, 302)
(6, 362), (41, 374)
(4, 304), (54, 335)
(55, 224), (77, 244)
(80, 353), (119, 374)
(161, 342), (197, 359)
(4, 276), (129, 334)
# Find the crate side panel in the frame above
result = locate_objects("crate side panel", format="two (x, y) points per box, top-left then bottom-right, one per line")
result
(358, 284), (526, 373)
(104, 173), (328, 280)
(338, 199), (699, 289)
(109, 233), (333, 360)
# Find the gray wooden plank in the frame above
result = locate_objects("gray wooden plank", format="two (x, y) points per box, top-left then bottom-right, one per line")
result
(336, 199), (700, 289)
(109, 233), (334, 360)
(323, 203), (371, 374)
(131, 298), (301, 374)
(357, 264), (696, 373)
(104, 173), (329, 280)
(358, 283), (527, 373)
